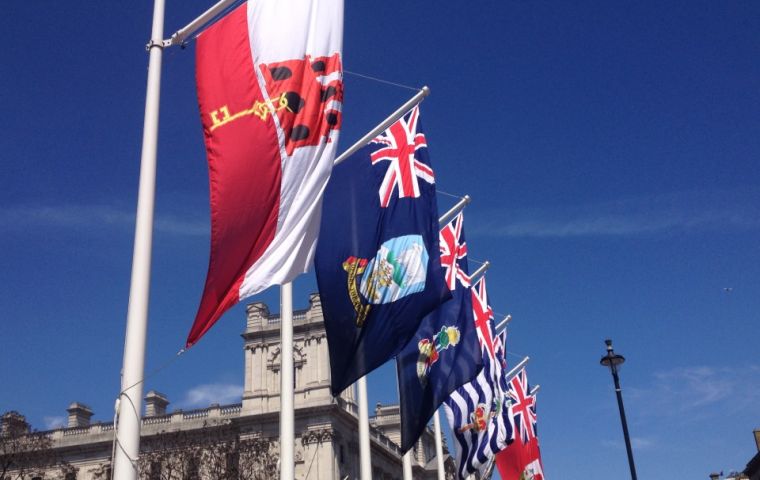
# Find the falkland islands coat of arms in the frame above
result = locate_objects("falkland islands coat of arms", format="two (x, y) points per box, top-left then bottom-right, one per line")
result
(342, 234), (429, 327)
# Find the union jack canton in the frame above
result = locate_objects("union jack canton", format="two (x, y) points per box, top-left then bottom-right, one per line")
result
(472, 277), (495, 360)
(370, 105), (434, 207)
(508, 368), (537, 443)
(440, 212), (471, 290)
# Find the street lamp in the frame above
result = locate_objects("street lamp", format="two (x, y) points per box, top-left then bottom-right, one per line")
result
(600, 339), (638, 480)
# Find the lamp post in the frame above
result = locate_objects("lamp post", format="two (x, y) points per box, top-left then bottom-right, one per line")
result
(600, 339), (638, 480)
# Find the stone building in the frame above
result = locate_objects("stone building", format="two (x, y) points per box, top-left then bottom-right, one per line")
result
(743, 428), (760, 480)
(2, 294), (454, 479)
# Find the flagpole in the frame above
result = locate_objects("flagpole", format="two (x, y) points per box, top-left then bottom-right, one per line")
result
(280, 282), (295, 480)
(530, 384), (541, 395)
(165, 0), (239, 46)
(469, 261), (490, 284)
(357, 376), (372, 480)
(433, 410), (446, 480)
(505, 356), (530, 382)
(402, 451), (413, 479)
(495, 314), (512, 333)
(113, 1), (165, 479)
(438, 195), (470, 226)
(334, 86), (430, 166)
(393, 358), (414, 480)
(481, 458), (496, 479)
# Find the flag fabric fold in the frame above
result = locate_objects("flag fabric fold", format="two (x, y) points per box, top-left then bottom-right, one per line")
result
(496, 369), (545, 480)
(188, 0), (344, 347)
(315, 106), (450, 395)
(396, 212), (483, 453)
(443, 279), (514, 479)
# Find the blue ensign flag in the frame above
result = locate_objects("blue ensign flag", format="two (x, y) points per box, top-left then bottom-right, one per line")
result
(396, 212), (484, 453)
(315, 106), (450, 395)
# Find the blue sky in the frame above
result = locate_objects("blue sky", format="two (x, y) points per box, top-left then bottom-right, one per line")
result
(2, 1), (759, 478)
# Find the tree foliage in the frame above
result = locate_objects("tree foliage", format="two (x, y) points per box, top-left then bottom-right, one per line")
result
(0, 411), (75, 480)
(3, 412), (279, 480)
(110, 425), (279, 480)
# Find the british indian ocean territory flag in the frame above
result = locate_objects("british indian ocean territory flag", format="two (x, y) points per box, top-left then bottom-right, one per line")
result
(187, 0), (344, 347)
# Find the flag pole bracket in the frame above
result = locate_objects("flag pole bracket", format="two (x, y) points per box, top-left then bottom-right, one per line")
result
(145, 39), (172, 51)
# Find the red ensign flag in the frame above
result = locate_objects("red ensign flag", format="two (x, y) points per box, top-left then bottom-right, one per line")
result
(188, 0), (344, 347)
(496, 370), (545, 480)
(495, 435), (545, 480)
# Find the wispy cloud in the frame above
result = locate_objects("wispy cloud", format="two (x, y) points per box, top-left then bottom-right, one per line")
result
(602, 436), (656, 450)
(470, 188), (760, 238)
(0, 204), (207, 236)
(43, 415), (66, 429)
(178, 383), (243, 408)
(631, 437), (655, 449)
(628, 364), (760, 418)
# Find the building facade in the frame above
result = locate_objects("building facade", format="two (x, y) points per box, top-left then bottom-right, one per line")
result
(2, 294), (454, 479)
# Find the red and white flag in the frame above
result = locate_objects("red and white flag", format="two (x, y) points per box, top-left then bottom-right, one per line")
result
(187, 0), (344, 347)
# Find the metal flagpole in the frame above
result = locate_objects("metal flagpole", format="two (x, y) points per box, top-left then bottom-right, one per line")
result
(469, 261), (490, 284)
(481, 458), (496, 479)
(433, 411), (446, 480)
(495, 314), (512, 333)
(505, 356), (530, 382)
(334, 87), (430, 166)
(113, 0), (253, 477)
(112, 1), (165, 479)
(280, 282), (295, 479)
(165, 0), (238, 46)
(530, 384), (540, 395)
(393, 358), (414, 480)
(402, 451), (413, 479)
(357, 376), (372, 480)
(438, 195), (470, 226)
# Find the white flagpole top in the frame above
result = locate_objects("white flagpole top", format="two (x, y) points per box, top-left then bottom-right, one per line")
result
(469, 260), (490, 284)
(334, 86), (430, 166)
(495, 314), (512, 333)
(530, 384), (541, 395)
(504, 356), (530, 383)
(438, 194), (471, 226)
(165, 0), (239, 46)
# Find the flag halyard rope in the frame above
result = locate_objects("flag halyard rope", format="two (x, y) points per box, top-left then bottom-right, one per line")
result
(344, 70), (420, 92)
(110, 348), (186, 478)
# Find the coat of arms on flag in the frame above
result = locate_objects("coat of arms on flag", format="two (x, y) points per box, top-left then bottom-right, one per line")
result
(359, 235), (430, 304)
